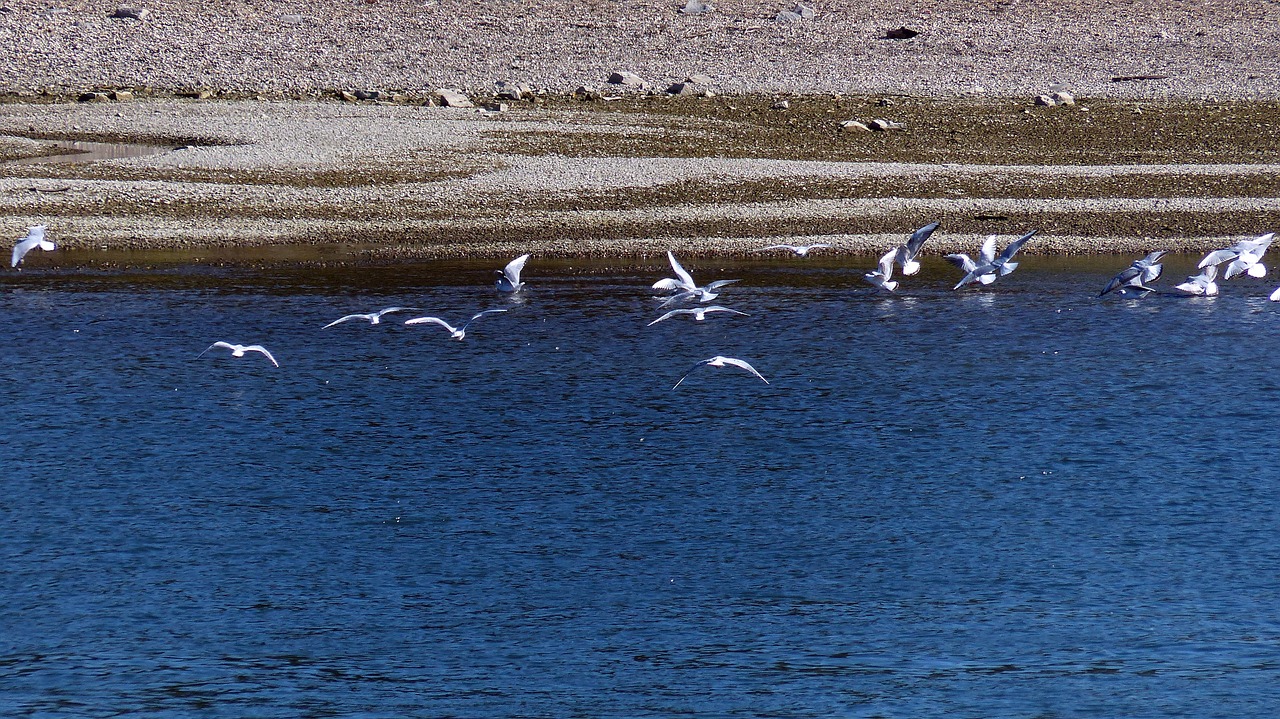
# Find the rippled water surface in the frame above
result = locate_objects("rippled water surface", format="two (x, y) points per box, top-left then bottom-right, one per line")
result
(5, 255), (1280, 717)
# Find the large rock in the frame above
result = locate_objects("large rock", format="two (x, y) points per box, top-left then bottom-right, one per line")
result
(607, 71), (645, 87)
(434, 89), (473, 107)
(868, 118), (903, 131)
(494, 81), (531, 100)
(109, 7), (148, 20)
(840, 120), (871, 132)
(680, 0), (713, 14)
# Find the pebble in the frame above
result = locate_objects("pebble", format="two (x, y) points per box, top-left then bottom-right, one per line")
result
(1051, 91), (1075, 106)
(494, 81), (532, 100)
(354, 90), (381, 101)
(1035, 94), (1056, 106)
(839, 120), (870, 132)
(111, 89), (134, 101)
(868, 118), (902, 131)
(434, 88), (473, 107)
(775, 3), (815, 22)
(109, 7), (148, 20)
(771, 99), (790, 110)
(680, 0), (713, 14)
(607, 71), (644, 87)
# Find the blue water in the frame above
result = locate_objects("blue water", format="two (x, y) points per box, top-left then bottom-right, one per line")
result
(4, 255), (1280, 718)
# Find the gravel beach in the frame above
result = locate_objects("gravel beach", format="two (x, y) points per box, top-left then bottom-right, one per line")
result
(1, 0), (1279, 260)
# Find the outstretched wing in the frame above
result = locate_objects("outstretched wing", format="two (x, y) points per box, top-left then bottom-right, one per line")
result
(1198, 248), (1238, 268)
(703, 305), (749, 317)
(667, 251), (696, 289)
(978, 235), (998, 265)
(703, 279), (741, 291)
(876, 248), (896, 280)
(672, 358), (714, 389)
(647, 309), (691, 326)
(323, 314), (368, 329)
(998, 230), (1037, 263)
(944, 253), (975, 273)
(245, 345), (280, 367)
(503, 254), (530, 285)
(1099, 266), (1141, 296)
(719, 357), (769, 384)
(197, 341), (235, 359)
(404, 316), (456, 333)
(904, 221), (940, 257)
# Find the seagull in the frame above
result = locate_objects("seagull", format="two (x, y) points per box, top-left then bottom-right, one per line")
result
(647, 305), (748, 326)
(495, 254), (530, 292)
(893, 221), (940, 276)
(1199, 233), (1275, 279)
(657, 279), (741, 308)
(672, 356), (769, 389)
(11, 225), (55, 268)
(1099, 251), (1166, 297)
(946, 230), (1037, 289)
(322, 307), (421, 329)
(652, 251), (740, 302)
(404, 309), (507, 340)
(1172, 263), (1219, 296)
(862, 248), (899, 292)
(756, 243), (831, 257)
(197, 342), (279, 367)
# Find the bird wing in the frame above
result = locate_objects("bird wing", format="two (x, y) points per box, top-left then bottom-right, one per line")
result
(651, 278), (686, 292)
(703, 279), (740, 291)
(998, 230), (1037, 263)
(1198, 248), (1237, 268)
(658, 290), (699, 309)
(503, 254), (530, 285)
(245, 345), (279, 367)
(757, 244), (797, 252)
(376, 307), (421, 318)
(1100, 266), (1142, 296)
(404, 316), (456, 333)
(323, 314), (368, 329)
(978, 235), (997, 264)
(647, 309), (691, 326)
(943, 253), (975, 272)
(904, 221), (940, 257)
(11, 238), (35, 267)
(719, 357), (769, 384)
(464, 308), (508, 326)
(197, 341), (235, 358)
(672, 358), (715, 389)
(876, 248), (896, 279)
(667, 251), (696, 289)
(703, 305), (748, 316)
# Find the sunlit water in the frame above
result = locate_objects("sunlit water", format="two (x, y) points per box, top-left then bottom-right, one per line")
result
(4, 255), (1280, 718)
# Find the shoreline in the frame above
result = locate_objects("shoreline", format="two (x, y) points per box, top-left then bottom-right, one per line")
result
(1, 94), (1278, 261)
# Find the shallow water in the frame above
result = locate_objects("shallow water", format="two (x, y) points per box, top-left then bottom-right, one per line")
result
(4, 255), (1280, 718)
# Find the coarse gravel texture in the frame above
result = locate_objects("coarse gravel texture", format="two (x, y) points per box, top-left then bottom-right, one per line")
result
(1, 0), (1278, 100)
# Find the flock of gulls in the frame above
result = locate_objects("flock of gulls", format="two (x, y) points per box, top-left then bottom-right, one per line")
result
(8, 224), (1280, 388)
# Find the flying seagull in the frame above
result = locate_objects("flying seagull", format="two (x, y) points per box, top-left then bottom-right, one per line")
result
(946, 230), (1037, 289)
(647, 305), (748, 326)
(862, 248), (899, 293)
(1099, 251), (1166, 297)
(495, 254), (530, 292)
(1199, 233), (1275, 280)
(322, 307), (421, 329)
(11, 225), (55, 268)
(893, 221), (940, 276)
(1172, 263), (1219, 296)
(673, 355), (769, 389)
(756, 243), (831, 257)
(197, 342), (279, 367)
(652, 251), (740, 304)
(404, 309), (507, 340)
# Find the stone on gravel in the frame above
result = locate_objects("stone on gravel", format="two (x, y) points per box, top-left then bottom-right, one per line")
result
(78, 92), (110, 103)
(434, 88), (473, 107)
(840, 120), (871, 132)
(354, 90), (381, 101)
(868, 118), (902, 131)
(884, 26), (918, 40)
(776, 4), (815, 21)
(686, 74), (714, 86)
(1035, 94), (1056, 106)
(109, 7), (148, 20)
(771, 99), (790, 110)
(607, 71), (644, 87)
(574, 85), (603, 100)
(667, 82), (698, 95)
(1051, 91), (1075, 106)
(111, 90), (134, 101)
(494, 81), (532, 100)
(680, 0), (713, 14)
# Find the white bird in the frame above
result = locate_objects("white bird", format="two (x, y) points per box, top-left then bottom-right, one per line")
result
(862, 248), (899, 292)
(197, 342), (279, 367)
(322, 307), (421, 329)
(495, 254), (530, 292)
(11, 225), (55, 268)
(1199, 233), (1274, 280)
(893, 221), (940, 276)
(657, 279), (741, 308)
(652, 251), (740, 303)
(1173, 263), (1219, 296)
(756, 243), (831, 257)
(947, 230), (1037, 289)
(673, 355), (769, 389)
(647, 305), (748, 326)
(1269, 286), (1280, 302)
(404, 309), (507, 340)
(1099, 251), (1166, 297)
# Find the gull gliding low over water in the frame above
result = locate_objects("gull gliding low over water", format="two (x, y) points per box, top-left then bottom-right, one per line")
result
(1099, 251), (1166, 297)
(1199, 232), (1275, 280)
(756, 243), (831, 257)
(322, 307), (422, 329)
(647, 305), (748, 326)
(11, 225), (55, 268)
(946, 230), (1037, 290)
(197, 342), (279, 367)
(673, 356), (769, 390)
(404, 309), (508, 340)
(495, 254), (530, 292)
